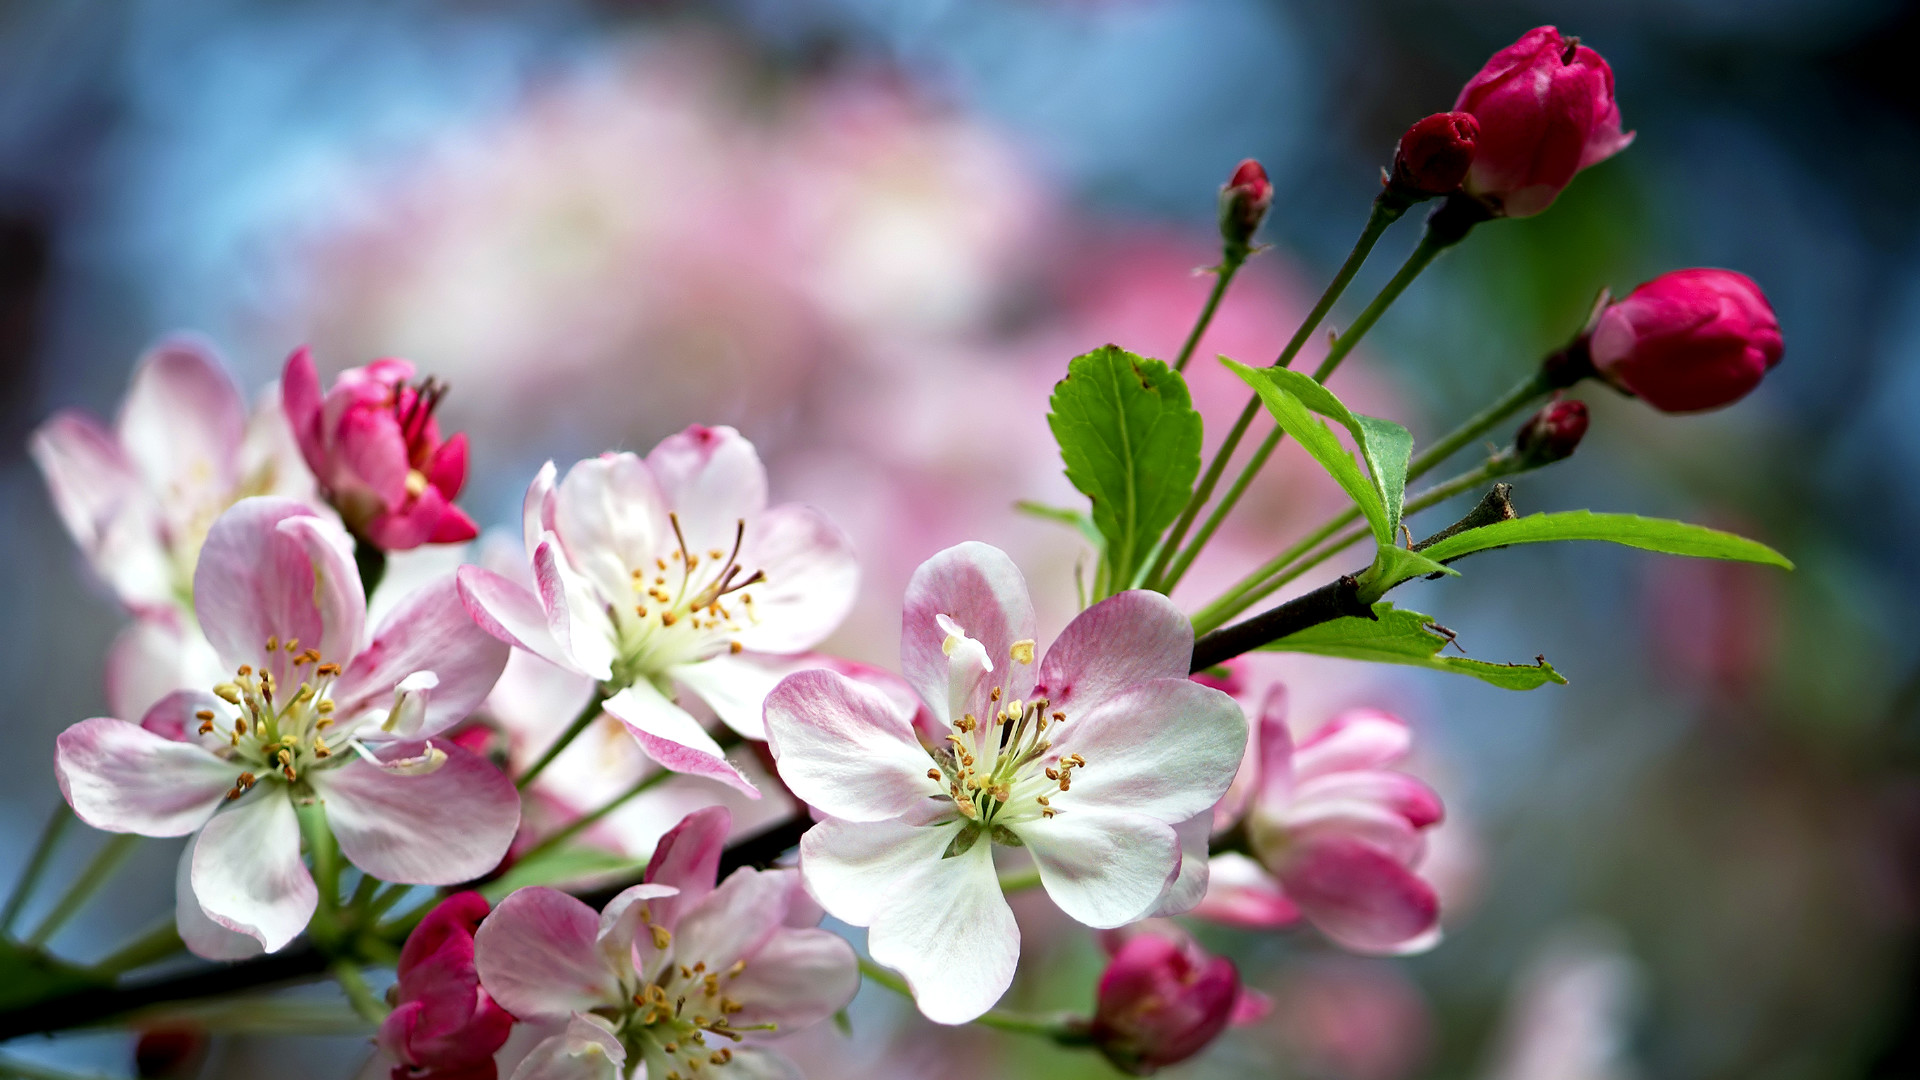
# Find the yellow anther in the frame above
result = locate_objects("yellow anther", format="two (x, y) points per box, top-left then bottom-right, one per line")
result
(284, 639), (299, 653)
(990, 687), (1002, 702)
(214, 684), (242, 704)
(651, 925), (672, 950)
(1010, 639), (1036, 665)
(317, 701), (335, 714)
(237, 665), (252, 677)
(636, 605), (649, 618)
(927, 768), (941, 781)
(265, 637), (279, 652)
(661, 611), (678, 626)
(729, 641), (743, 654)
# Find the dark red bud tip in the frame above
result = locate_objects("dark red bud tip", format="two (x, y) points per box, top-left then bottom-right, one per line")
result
(1514, 399), (1590, 466)
(1392, 112), (1479, 196)
(1219, 158), (1274, 249)
(136, 1027), (208, 1079)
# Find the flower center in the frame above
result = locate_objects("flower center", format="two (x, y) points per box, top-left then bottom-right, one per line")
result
(202, 639), (346, 799)
(611, 513), (766, 682)
(388, 376), (448, 470)
(610, 909), (775, 1079)
(926, 637), (1085, 829)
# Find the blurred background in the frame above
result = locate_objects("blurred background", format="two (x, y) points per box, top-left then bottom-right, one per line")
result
(1, 0), (1916, 1078)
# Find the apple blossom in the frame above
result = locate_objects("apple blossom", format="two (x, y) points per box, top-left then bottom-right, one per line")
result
(1588, 269), (1784, 413)
(378, 891), (515, 1080)
(1514, 398), (1590, 467)
(1453, 26), (1633, 218)
(473, 806), (858, 1080)
(30, 335), (314, 615)
(54, 498), (516, 958)
(283, 348), (479, 551)
(1390, 112), (1479, 197)
(457, 425), (857, 796)
(1088, 923), (1269, 1076)
(1197, 696), (1445, 955)
(761, 541), (1246, 1024)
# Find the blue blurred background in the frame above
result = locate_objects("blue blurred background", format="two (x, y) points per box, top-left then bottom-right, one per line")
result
(1, 1), (1916, 1077)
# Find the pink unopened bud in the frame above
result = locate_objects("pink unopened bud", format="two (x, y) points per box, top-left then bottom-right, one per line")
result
(378, 891), (513, 1079)
(1588, 269), (1784, 413)
(1392, 112), (1479, 196)
(1090, 931), (1245, 1074)
(282, 348), (479, 551)
(1219, 159), (1273, 250)
(1514, 398), (1589, 466)
(1454, 27), (1633, 217)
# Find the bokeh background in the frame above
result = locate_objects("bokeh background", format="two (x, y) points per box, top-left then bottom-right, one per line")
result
(1, 1), (1916, 1078)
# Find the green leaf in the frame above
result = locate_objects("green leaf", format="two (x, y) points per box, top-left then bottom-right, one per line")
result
(1047, 346), (1204, 590)
(1416, 511), (1794, 569)
(1255, 367), (1415, 535)
(0, 939), (108, 1011)
(1012, 500), (1104, 551)
(1224, 358), (1390, 543)
(480, 846), (648, 902)
(1261, 601), (1567, 690)
(1357, 546), (1457, 600)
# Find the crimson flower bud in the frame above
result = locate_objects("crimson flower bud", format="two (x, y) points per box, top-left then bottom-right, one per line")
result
(1090, 931), (1243, 1075)
(378, 891), (514, 1079)
(1588, 269), (1783, 413)
(135, 1026), (207, 1078)
(1391, 111), (1479, 196)
(1514, 398), (1590, 467)
(1218, 159), (1273, 251)
(1454, 26), (1633, 217)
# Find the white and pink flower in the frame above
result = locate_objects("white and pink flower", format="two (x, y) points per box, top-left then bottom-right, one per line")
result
(1197, 693), (1446, 956)
(761, 541), (1246, 1024)
(31, 336), (315, 615)
(457, 425), (858, 796)
(473, 806), (858, 1080)
(54, 498), (516, 959)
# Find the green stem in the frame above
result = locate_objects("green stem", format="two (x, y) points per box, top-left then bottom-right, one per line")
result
(515, 770), (671, 865)
(24, 834), (139, 948)
(331, 959), (389, 1024)
(297, 803), (342, 914)
(352, 536), (387, 601)
(1406, 369), (1551, 484)
(856, 958), (1079, 1040)
(996, 866), (1042, 894)
(1190, 506), (1361, 635)
(1, 806), (72, 936)
(87, 920), (184, 979)
(348, 872), (382, 915)
(1171, 257), (1244, 374)
(517, 690), (608, 791)
(1147, 196), (1406, 592)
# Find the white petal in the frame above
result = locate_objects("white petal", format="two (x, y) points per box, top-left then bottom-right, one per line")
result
(174, 839), (265, 961)
(118, 337), (246, 505)
(644, 425), (769, 557)
(900, 543), (1035, 722)
(670, 653), (790, 741)
(868, 833), (1018, 1025)
(1154, 813), (1214, 917)
(729, 504), (859, 655)
(552, 453), (672, 605)
(55, 718), (233, 837)
(604, 682), (758, 797)
(311, 742), (520, 885)
(1015, 807), (1179, 928)
(762, 669), (939, 823)
(332, 574), (509, 736)
(475, 888), (622, 1020)
(723, 926), (860, 1033)
(456, 565), (584, 676)
(190, 791), (316, 953)
(1051, 678), (1247, 824)
(796, 816), (959, 928)
(1034, 590), (1193, 716)
(506, 1014), (625, 1080)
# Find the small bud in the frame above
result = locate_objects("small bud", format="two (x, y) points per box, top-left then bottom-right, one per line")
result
(1514, 398), (1590, 467)
(1090, 929), (1247, 1074)
(134, 1026), (207, 1078)
(1390, 111), (1479, 196)
(1588, 268), (1783, 412)
(1218, 159), (1273, 251)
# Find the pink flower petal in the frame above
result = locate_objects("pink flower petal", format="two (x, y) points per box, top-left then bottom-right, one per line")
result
(313, 742), (520, 885)
(106, 614), (222, 727)
(333, 574), (509, 737)
(666, 866), (793, 977)
(474, 888), (621, 1019)
(533, 536), (617, 681)
(604, 683), (758, 798)
(643, 804), (729, 927)
(723, 926), (860, 1034)
(644, 425), (769, 560)
(521, 462), (559, 562)
(191, 791), (316, 953)
(193, 499), (364, 683)
(1277, 836), (1441, 956)
(729, 503), (859, 655)
(55, 718), (234, 837)
(594, 882), (679, 977)
(118, 337), (246, 502)
(1293, 771), (1445, 830)
(280, 347), (326, 474)
(900, 542), (1036, 720)
(1293, 709), (1412, 780)
(1049, 678), (1247, 824)
(1035, 590), (1193, 716)
(456, 564), (580, 675)
(1189, 853), (1300, 930)
(1283, 801), (1426, 866)
(503, 1014), (625, 1080)
(1015, 807), (1180, 929)
(762, 669), (939, 822)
